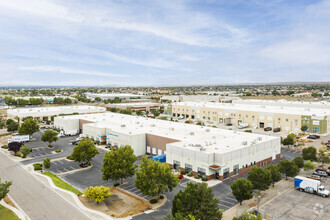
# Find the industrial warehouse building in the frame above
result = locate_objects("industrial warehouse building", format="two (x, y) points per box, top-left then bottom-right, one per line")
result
(170, 101), (330, 134)
(54, 112), (280, 180)
(7, 106), (106, 123)
(85, 93), (146, 100)
(106, 102), (162, 112)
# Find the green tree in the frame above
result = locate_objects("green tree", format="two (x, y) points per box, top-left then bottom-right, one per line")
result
(136, 110), (143, 116)
(282, 137), (294, 146)
(247, 167), (271, 192)
(292, 156), (304, 169)
(171, 182), (223, 220)
(239, 211), (262, 220)
(41, 129), (59, 147)
(83, 186), (111, 204)
(0, 178), (12, 200)
(278, 159), (299, 179)
(166, 213), (195, 220)
(265, 164), (282, 187)
(301, 125), (308, 133)
(317, 150), (330, 168)
(302, 147), (317, 161)
(304, 160), (316, 174)
(19, 145), (31, 158)
(18, 118), (39, 137)
(7, 121), (19, 132)
(94, 97), (101, 102)
(135, 156), (179, 200)
(272, 90), (280, 96)
(230, 178), (253, 205)
(102, 145), (137, 184)
(43, 158), (51, 169)
(70, 139), (99, 165)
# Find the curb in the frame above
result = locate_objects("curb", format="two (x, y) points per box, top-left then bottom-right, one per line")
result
(31, 166), (116, 220)
(0, 195), (29, 220)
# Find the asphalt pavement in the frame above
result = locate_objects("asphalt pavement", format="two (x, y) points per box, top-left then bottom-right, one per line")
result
(0, 150), (90, 220)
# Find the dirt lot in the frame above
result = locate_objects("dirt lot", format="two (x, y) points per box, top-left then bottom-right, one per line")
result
(79, 187), (151, 218)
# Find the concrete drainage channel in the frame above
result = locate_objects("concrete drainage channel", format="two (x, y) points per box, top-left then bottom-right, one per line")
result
(119, 183), (154, 201)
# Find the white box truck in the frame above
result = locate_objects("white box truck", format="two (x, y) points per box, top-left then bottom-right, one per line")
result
(64, 130), (78, 136)
(294, 176), (329, 197)
(7, 135), (30, 144)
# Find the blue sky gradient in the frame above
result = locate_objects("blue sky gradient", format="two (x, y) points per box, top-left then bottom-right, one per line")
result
(0, 0), (329, 86)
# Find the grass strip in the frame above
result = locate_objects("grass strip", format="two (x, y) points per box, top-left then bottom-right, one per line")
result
(42, 172), (82, 195)
(0, 204), (19, 220)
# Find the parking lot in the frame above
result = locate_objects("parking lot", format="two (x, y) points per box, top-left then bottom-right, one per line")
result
(119, 182), (154, 201)
(29, 146), (54, 158)
(47, 159), (85, 175)
(262, 177), (330, 220)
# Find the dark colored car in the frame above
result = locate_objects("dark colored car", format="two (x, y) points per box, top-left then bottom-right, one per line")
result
(307, 135), (317, 139)
(79, 162), (88, 168)
(273, 127), (281, 132)
(72, 140), (80, 145)
(316, 168), (330, 176)
(264, 127), (272, 131)
(313, 170), (328, 177)
(308, 135), (320, 139)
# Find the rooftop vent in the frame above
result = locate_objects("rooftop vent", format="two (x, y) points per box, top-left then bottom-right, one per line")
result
(151, 124), (155, 127)
(200, 147), (206, 151)
(189, 132), (194, 135)
(170, 127), (174, 131)
(241, 141), (248, 146)
(206, 129), (210, 132)
(257, 137), (262, 141)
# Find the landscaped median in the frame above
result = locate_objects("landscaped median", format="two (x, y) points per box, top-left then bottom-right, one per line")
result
(0, 204), (19, 220)
(41, 172), (82, 195)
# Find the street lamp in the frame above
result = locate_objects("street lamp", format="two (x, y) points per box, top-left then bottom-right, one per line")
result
(257, 195), (261, 212)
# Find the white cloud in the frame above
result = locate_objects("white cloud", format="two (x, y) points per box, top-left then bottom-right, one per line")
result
(19, 66), (128, 77)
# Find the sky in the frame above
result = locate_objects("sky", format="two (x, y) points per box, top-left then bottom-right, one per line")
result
(0, 0), (329, 87)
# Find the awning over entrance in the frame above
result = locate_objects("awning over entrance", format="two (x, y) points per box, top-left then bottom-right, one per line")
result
(209, 165), (221, 170)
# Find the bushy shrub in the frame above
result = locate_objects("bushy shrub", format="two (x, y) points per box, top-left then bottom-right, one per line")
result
(33, 163), (43, 170)
(114, 183), (120, 187)
(14, 152), (21, 157)
(187, 172), (192, 177)
(66, 155), (73, 160)
(160, 195), (164, 199)
(1, 145), (8, 149)
(181, 170), (186, 175)
(244, 130), (252, 133)
(202, 176), (208, 181)
(43, 158), (51, 169)
(55, 150), (61, 153)
(194, 175), (200, 179)
(150, 199), (158, 204)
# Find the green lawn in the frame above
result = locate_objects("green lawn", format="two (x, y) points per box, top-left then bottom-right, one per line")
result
(42, 172), (82, 195)
(0, 204), (19, 220)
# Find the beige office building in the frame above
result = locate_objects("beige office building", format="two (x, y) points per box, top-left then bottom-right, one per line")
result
(171, 102), (330, 134)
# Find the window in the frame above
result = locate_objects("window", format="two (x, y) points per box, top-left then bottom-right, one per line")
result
(312, 127), (319, 133)
(252, 115), (255, 119)
(203, 116), (206, 119)
(239, 114), (241, 118)
(185, 164), (193, 173)
(197, 167), (206, 176)
(246, 115), (248, 118)
(233, 165), (239, 175)
(173, 113), (176, 117)
(286, 118), (288, 122)
(219, 118), (223, 123)
(191, 115), (195, 119)
(207, 117), (210, 120)
(223, 168), (229, 179)
(173, 160), (180, 171)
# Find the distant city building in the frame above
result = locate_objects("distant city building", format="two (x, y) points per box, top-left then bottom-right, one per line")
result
(85, 93), (146, 100)
(7, 106), (106, 123)
(107, 102), (162, 112)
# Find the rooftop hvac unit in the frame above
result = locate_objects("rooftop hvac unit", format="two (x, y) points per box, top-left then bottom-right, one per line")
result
(257, 137), (262, 141)
(195, 144), (201, 148)
(136, 121), (140, 124)
(200, 147), (206, 151)
(170, 127), (174, 131)
(151, 124), (155, 127)
(189, 132), (194, 135)
(252, 140), (257, 144)
(241, 141), (248, 145)
(206, 129), (210, 132)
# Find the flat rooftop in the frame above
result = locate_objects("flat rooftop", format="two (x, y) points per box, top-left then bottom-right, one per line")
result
(56, 112), (279, 154)
(107, 102), (161, 107)
(173, 101), (330, 116)
(85, 93), (145, 98)
(8, 106), (106, 117)
(233, 99), (330, 109)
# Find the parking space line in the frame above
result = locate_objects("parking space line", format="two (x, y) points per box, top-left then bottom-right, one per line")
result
(224, 197), (237, 202)
(52, 161), (58, 165)
(219, 203), (232, 209)
(221, 200), (237, 206)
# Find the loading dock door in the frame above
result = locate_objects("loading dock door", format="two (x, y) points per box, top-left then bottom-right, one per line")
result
(259, 122), (264, 128)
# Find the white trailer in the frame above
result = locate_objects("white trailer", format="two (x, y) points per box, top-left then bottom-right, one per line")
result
(8, 135), (30, 144)
(238, 123), (249, 129)
(294, 176), (329, 197)
(64, 129), (78, 136)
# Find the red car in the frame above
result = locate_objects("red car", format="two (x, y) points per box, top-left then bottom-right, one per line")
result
(178, 174), (184, 179)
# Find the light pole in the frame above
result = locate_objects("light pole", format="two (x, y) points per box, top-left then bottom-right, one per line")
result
(257, 195), (261, 212)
